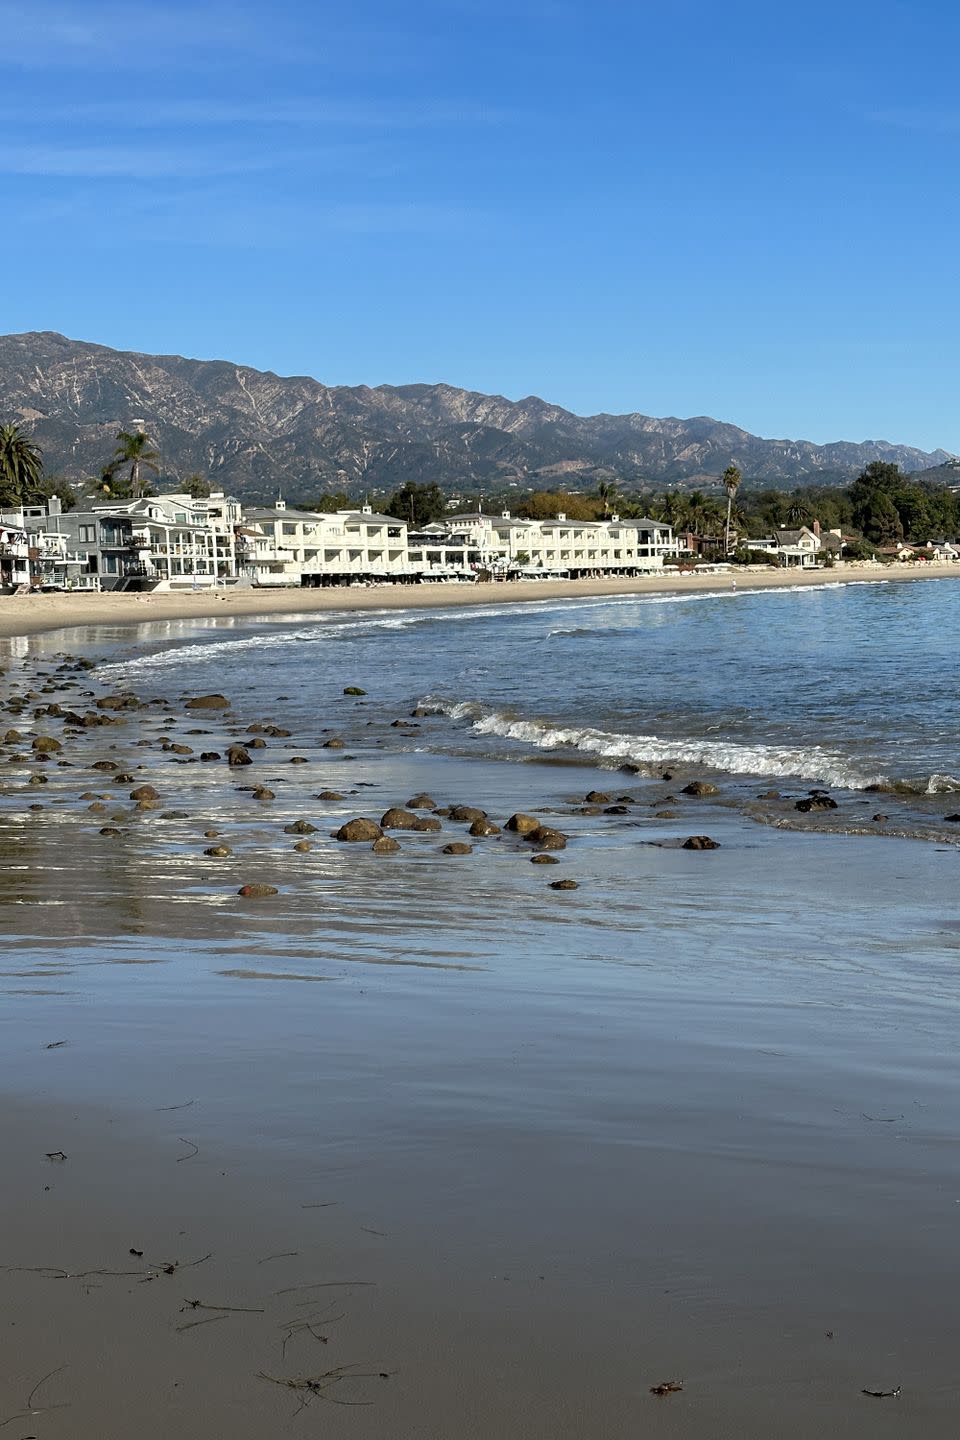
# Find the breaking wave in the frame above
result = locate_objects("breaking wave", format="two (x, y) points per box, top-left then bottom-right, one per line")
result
(425, 698), (891, 790)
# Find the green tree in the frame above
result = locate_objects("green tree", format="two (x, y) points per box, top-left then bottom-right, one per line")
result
(516, 490), (601, 521)
(110, 429), (160, 501)
(0, 423), (44, 506)
(721, 463), (741, 553)
(299, 491), (357, 513)
(184, 473), (211, 499)
(595, 478), (621, 519)
(385, 481), (446, 528)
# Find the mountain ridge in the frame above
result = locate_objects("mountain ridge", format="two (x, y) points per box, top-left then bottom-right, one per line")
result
(0, 331), (951, 501)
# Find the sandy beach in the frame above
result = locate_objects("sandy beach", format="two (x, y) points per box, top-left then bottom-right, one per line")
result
(2, 579), (960, 1437)
(0, 561), (957, 640)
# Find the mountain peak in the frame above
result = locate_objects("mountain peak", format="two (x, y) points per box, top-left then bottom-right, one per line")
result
(0, 332), (950, 500)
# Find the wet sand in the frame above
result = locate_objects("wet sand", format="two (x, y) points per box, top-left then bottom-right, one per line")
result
(0, 560), (958, 640)
(2, 645), (960, 1436)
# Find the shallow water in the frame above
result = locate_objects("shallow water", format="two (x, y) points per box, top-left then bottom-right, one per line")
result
(0, 586), (959, 1437)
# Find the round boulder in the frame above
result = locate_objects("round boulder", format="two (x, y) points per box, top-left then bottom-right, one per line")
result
(372, 835), (401, 854)
(336, 818), (383, 842)
(682, 835), (720, 850)
(380, 807), (421, 830)
(237, 883), (279, 897)
(506, 813), (540, 834)
(681, 781), (719, 797)
(442, 842), (473, 855)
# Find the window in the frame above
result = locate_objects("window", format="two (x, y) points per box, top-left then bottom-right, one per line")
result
(78, 525), (95, 543)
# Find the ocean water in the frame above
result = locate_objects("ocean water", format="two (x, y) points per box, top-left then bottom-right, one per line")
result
(99, 575), (960, 801)
(1, 578), (960, 1438)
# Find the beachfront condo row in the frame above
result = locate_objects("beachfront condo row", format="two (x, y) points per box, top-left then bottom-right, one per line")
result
(0, 495), (679, 592)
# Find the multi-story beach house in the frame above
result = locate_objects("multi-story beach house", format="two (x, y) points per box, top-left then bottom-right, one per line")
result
(58, 495), (229, 589)
(241, 501), (410, 586)
(744, 522), (843, 568)
(412, 511), (677, 578)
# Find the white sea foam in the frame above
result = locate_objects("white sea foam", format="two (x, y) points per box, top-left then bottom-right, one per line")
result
(924, 773), (960, 794)
(429, 699), (890, 790)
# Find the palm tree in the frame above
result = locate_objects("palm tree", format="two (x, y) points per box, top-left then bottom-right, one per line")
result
(0, 423), (44, 507)
(596, 479), (621, 519)
(722, 463), (741, 555)
(111, 428), (160, 500)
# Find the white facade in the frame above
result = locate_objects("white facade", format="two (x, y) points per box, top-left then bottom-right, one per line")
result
(242, 502), (410, 586)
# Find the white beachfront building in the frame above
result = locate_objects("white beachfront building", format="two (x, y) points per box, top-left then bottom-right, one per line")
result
(413, 510), (677, 577)
(240, 501), (410, 586)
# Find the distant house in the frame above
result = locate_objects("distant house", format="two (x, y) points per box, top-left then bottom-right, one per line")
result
(744, 521), (843, 568)
(894, 540), (959, 562)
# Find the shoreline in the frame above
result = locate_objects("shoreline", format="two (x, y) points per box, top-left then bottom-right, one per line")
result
(1, 561), (958, 640)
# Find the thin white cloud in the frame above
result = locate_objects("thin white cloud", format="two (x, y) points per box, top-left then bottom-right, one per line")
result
(0, 97), (514, 130)
(0, 0), (313, 68)
(0, 143), (368, 178)
(868, 106), (960, 134)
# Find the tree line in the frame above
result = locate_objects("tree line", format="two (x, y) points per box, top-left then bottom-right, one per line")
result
(2, 417), (957, 552)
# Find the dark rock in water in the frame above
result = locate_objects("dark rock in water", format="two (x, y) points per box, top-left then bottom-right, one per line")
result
(380, 807), (421, 830)
(442, 842), (472, 855)
(391, 718), (418, 728)
(575, 805), (604, 816)
(662, 770), (674, 780)
(323, 738), (346, 749)
(227, 746), (253, 767)
(186, 694), (230, 709)
(584, 790), (611, 804)
(525, 825), (567, 850)
(263, 725), (292, 738)
(406, 793), (437, 810)
(252, 786), (275, 800)
(92, 759), (119, 771)
(619, 762), (642, 774)
(204, 830), (219, 838)
(759, 789), (781, 800)
(506, 812), (539, 834)
(343, 686), (366, 695)
(112, 773), (135, 784)
(159, 810), (190, 820)
(292, 840), (312, 852)
(315, 790), (344, 802)
(372, 835), (401, 854)
(872, 813), (889, 823)
(336, 817), (383, 842)
(170, 743), (193, 755)
(433, 806), (451, 817)
(204, 845), (232, 857)
(87, 802), (108, 813)
(246, 736), (267, 749)
(604, 805), (630, 815)
(3, 729), (23, 743)
(531, 853), (560, 865)
(795, 796), (838, 812)
(32, 735), (61, 754)
(284, 820), (317, 835)
(410, 706), (430, 717)
(449, 804), (487, 823)
(655, 810), (679, 819)
(200, 751), (221, 762)
(412, 815), (443, 832)
(469, 818), (501, 837)
(238, 883), (278, 897)
(289, 756), (309, 765)
(550, 879), (579, 890)
(130, 784), (159, 801)
(945, 813), (960, 823)
(682, 835), (720, 850)
(682, 780), (719, 796)
(99, 826), (123, 837)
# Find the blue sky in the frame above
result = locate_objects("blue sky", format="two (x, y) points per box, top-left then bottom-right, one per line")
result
(4, 0), (959, 453)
